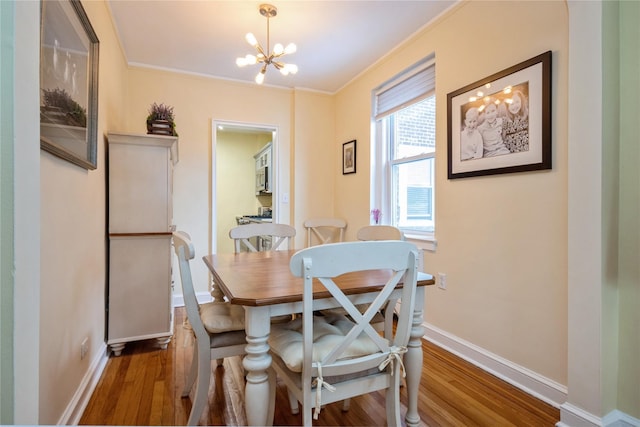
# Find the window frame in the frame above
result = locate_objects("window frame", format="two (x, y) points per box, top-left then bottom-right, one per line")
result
(371, 56), (437, 251)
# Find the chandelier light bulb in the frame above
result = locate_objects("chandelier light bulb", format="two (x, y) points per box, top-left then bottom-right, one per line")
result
(273, 43), (284, 55)
(286, 63), (298, 74)
(255, 70), (266, 84)
(279, 63), (297, 76)
(245, 32), (258, 47)
(245, 54), (257, 65)
(284, 43), (297, 55)
(236, 57), (246, 67)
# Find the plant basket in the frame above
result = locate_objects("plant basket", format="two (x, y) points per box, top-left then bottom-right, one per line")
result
(147, 119), (174, 136)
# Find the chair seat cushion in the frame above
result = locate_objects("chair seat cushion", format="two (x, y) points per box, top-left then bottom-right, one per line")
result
(269, 314), (384, 372)
(199, 302), (245, 333)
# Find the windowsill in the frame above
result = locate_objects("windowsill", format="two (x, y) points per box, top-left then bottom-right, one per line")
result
(404, 233), (437, 252)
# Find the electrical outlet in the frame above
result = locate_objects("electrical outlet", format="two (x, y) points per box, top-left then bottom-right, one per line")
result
(438, 273), (447, 290)
(81, 337), (89, 360)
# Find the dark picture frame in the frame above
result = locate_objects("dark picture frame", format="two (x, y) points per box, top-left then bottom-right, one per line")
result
(40, 0), (99, 170)
(342, 140), (356, 174)
(447, 51), (551, 179)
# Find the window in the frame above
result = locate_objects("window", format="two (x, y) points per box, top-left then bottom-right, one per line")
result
(372, 57), (436, 241)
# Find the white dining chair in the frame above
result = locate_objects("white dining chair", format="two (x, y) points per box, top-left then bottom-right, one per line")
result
(229, 222), (296, 253)
(303, 217), (347, 247)
(356, 225), (404, 241)
(173, 231), (247, 426)
(268, 241), (419, 426)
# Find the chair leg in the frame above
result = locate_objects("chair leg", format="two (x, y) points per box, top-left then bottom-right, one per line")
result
(182, 347), (197, 397)
(341, 398), (351, 412)
(287, 388), (299, 415)
(266, 368), (277, 426)
(187, 342), (211, 426)
(385, 366), (403, 427)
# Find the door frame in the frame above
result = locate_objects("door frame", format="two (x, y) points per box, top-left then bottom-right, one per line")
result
(211, 119), (278, 254)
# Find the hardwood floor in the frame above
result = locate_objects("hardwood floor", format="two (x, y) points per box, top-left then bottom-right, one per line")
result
(80, 308), (559, 426)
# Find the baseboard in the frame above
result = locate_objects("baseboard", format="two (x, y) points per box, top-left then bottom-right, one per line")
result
(556, 402), (602, 426)
(58, 342), (109, 425)
(423, 322), (568, 408)
(602, 410), (640, 427)
(172, 291), (212, 308)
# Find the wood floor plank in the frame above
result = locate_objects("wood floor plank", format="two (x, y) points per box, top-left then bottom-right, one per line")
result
(80, 308), (560, 426)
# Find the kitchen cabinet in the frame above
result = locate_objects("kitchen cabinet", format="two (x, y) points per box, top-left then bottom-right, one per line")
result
(106, 132), (178, 356)
(255, 142), (272, 170)
(254, 142), (272, 194)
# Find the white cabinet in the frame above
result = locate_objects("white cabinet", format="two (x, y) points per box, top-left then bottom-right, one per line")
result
(106, 132), (178, 356)
(255, 142), (272, 170)
(254, 142), (272, 194)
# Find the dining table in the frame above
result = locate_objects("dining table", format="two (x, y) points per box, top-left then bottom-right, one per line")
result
(202, 249), (435, 427)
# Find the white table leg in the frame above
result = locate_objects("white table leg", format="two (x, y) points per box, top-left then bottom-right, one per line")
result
(243, 306), (272, 426)
(404, 287), (425, 427)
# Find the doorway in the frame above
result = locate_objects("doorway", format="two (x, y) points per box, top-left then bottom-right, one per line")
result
(211, 120), (277, 254)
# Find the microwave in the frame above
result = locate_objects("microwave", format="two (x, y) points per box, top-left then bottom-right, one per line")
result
(256, 166), (269, 194)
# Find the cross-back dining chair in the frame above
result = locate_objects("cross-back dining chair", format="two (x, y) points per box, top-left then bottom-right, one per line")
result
(268, 241), (419, 426)
(229, 222), (296, 253)
(357, 225), (405, 241)
(354, 224), (405, 334)
(303, 217), (347, 247)
(172, 231), (247, 426)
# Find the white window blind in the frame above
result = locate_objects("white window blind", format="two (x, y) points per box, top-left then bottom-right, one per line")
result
(374, 60), (435, 120)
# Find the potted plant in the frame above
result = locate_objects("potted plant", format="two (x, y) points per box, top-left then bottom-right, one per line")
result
(146, 102), (178, 136)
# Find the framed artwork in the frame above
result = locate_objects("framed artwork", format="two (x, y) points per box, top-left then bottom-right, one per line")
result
(447, 51), (551, 179)
(343, 140), (356, 174)
(40, 0), (100, 170)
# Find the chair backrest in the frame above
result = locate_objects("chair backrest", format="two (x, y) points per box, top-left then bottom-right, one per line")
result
(229, 223), (296, 253)
(303, 217), (347, 247)
(289, 240), (418, 382)
(172, 231), (208, 340)
(356, 225), (404, 241)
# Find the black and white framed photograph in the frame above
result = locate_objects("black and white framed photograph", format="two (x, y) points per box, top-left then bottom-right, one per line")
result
(447, 51), (551, 179)
(40, 0), (99, 170)
(343, 140), (356, 174)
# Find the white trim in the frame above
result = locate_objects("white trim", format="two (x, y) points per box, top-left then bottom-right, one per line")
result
(423, 322), (567, 408)
(58, 342), (109, 425)
(602, 410), (640, 427)
(172, 290), (213, 308)
(557, 402), (602, 427)
(405, 235), (437, 252)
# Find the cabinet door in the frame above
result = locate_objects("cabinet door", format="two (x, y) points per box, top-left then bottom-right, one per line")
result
(108, 235), (172, 342)
(109, 143), (172, 233)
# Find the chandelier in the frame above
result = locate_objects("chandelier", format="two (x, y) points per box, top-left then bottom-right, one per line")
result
(236, 3), (298, 84)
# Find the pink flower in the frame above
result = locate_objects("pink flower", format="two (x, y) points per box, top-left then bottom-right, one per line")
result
(371, 208), (382, 225)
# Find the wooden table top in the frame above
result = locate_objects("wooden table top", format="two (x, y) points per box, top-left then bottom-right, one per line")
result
(202, 249), (435, 307)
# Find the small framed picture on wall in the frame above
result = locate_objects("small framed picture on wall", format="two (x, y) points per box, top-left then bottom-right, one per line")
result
(343, 140), (356, 175)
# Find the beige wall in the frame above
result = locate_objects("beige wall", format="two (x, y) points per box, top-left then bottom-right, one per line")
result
(336, 1), (569, 384)
(38, 0), (128, 423)
(292, 90), (336, 248)
(123, 69), (330, 291)
(15, 0), (636, 424)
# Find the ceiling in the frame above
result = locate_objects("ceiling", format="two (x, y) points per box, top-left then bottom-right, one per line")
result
(107, 1), (456, 93)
